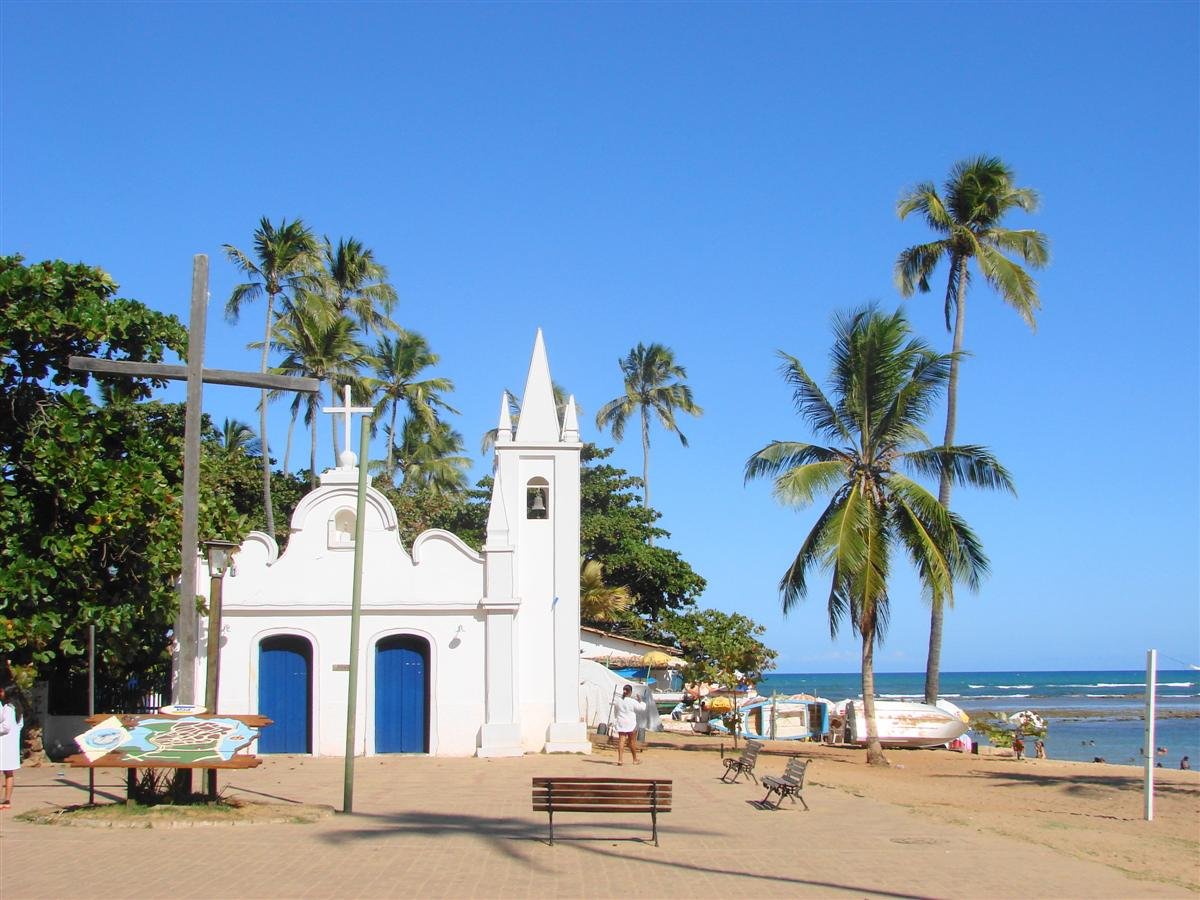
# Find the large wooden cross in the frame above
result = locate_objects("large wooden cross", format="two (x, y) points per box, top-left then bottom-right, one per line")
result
(69, 255), (320, 704)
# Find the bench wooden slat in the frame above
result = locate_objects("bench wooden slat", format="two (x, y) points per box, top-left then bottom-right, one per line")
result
(533, 777), (672, 846)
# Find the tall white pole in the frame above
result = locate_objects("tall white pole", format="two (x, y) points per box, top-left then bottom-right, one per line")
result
(1144, 648), (1157, 822)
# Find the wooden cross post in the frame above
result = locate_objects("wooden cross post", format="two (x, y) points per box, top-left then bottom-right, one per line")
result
(68, 254), (320, 711)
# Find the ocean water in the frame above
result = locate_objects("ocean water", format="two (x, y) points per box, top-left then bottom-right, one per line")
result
(755, 670), (1200, 766)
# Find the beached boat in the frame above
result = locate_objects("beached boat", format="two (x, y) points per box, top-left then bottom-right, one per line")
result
(839, 699), (968, 748)
(704, 694), (832, 741)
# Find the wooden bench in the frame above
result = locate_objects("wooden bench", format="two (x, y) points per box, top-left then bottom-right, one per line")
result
(759, 757), (809, 810)
(532, 777), (672, 846)
(720, 739), (763, 784)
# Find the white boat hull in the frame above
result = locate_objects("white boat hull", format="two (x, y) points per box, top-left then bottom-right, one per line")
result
(843, 700), (967, 748)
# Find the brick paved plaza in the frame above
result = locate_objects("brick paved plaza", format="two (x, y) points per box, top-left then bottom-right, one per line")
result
(0, 744), (1189, 899)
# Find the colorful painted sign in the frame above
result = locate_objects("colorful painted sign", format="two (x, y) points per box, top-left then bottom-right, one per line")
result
(70, 713), (270, 768)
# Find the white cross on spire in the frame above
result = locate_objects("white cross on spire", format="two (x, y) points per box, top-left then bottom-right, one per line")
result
(323, 384), (373, 468)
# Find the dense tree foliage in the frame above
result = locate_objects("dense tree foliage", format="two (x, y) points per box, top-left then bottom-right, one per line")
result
(0, 258), (238, 687)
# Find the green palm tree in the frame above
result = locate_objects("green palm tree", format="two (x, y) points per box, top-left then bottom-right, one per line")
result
(224, 217), (321, 535)
(265, 297), (372, 486)
(895, 155), (1048, 703)
(219, 418), (261, 456)
(318, 236), (399, 335)
(391, 417), (471, 494)
(580, 560), (633, 625)
(745, 306), (1013, 766)
(594, 343), (702, 517)
(369, 331), (457, 481)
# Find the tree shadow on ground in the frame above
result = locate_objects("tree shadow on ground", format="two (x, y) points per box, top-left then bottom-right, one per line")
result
(316, 808), (934, 897)
(936, 768), (1199, 798)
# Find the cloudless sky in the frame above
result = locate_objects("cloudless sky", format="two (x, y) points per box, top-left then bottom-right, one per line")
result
(3, 1), (1197, 673)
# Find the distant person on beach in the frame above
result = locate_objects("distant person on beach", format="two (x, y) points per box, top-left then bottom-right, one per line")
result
(612, 684), (646, 766)
(0, 685), (23, 809)
(1182, 756), (1191, 770)
(1013, 734), (1025, 760)
(1035, 739), (1046, 759)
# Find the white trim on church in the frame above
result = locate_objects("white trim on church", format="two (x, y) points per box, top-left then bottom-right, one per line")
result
(175, 331), (591, 757)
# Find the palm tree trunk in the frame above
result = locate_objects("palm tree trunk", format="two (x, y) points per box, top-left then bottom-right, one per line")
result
(861, 625), (889, 767)
(261, 294), (276, 538)
(387, 400), (398, 482)
(283, 408), (296, 474)
(925, 257), (969, 705)
(641, 405), (653, 546)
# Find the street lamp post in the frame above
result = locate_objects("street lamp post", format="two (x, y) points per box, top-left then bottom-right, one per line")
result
(202, 539), (239, 800)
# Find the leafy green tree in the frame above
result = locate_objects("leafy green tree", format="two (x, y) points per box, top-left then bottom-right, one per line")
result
(660, 608), (776, 747)
(223, 217), (321, 536)
(0, 257), (245, 687)
(370, 331), (457, 481)
(265, 296), (372, 486)
(595, 343), (702, 519)
(745, 307), (1012, 765)
(580, 446), (705, 621)
(316, 236), (398, 335)
(895, 156), (1048, 703)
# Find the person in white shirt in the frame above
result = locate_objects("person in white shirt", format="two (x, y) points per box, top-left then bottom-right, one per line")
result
(612, 684), (646, 766)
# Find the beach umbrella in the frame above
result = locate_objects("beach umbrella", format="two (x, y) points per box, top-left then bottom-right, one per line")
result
(642, 651), (672, 666)
(1009, 710), (1046, 731)
(707, 696), (734, 712)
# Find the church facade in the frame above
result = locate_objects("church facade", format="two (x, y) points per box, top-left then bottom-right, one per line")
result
(175, 331), (592, 757)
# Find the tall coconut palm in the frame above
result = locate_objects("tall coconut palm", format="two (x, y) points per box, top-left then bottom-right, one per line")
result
(594, 343), (702, 518)
(224, 217), (321, 535)
(895, 155), (1048, 703)
(391, 417), (471, 493)
(318, 236), (399, 335)
(745, 306), (1013, 766)
(265, 297), (372, 487)
(369, 331), (457, 481)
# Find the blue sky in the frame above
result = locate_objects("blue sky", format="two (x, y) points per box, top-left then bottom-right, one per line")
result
(3, 2), (1197, 673)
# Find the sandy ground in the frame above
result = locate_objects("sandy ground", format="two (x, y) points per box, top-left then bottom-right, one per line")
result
(655, 731), (1200, 892)
(1, 734), (1196, 898)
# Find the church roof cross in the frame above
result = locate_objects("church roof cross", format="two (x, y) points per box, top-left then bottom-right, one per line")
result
(323, 384), (374, 467)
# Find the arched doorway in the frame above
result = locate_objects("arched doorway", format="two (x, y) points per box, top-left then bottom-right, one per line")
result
(375, 635), (429, 753)
(258, 635), (313, 753)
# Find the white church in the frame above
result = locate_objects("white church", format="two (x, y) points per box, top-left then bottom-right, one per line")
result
(175, 331), (594, 757)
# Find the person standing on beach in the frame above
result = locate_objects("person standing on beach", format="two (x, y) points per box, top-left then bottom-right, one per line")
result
(0, 685), (23, 809)
(1013, 734), (1025, 760)
(1182, 756), (1191, 770)
(1035, 739), (1046, 759)
(612, 684), (646, 766)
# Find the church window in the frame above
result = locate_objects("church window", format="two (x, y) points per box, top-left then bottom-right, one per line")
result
(328, 508), (356, 548)
(526, 477), (549, 519)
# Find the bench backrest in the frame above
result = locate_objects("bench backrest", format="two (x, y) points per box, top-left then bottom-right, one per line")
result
(532, 777), (673, 813)
(782, 757), (808, 785)
(741, 740), (763, 764)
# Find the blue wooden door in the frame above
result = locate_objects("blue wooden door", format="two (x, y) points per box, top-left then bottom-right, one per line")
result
(258, 636), (312, 753)
(375, 636), (428, 753)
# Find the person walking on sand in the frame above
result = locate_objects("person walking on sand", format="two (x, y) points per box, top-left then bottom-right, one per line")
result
(1012, 734), (1025, 761)
(612, 684), (646, 766)
(0, 685), (23, 809)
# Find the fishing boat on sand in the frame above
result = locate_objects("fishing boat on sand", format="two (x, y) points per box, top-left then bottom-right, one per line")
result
(838, 698), (969, 748)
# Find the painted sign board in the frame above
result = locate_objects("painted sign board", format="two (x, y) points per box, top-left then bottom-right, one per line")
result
(67, 713), (271, 768)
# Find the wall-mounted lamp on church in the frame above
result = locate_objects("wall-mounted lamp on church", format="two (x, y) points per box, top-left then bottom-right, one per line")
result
(449, 624), (466, 649)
